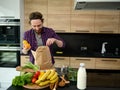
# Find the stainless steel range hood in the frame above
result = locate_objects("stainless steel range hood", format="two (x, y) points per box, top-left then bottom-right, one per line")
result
(74, 0), (120, 10)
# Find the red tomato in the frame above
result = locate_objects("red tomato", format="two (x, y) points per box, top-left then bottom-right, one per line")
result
(33, 71), (40, 79)
(35, 71), (40, 76)
(33, 74), (38, 79)
(32, 78), (37, 83)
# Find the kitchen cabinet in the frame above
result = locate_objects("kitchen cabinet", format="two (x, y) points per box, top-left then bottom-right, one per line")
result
(24, 0), (48, 30)
(54, 56), (69, 68)
(69, 57), (96, 69)
(48, 0), (71, 14)
(115, 73), (120, 87)
(47, 0), (71, 32)
(88, 72), (116, 87)
(23, 0), (120, 34)
(47, 14), (70, 32)
(95, 58), (120, 70)
(119, 11), (120, 34)
(71, 13), (95, 33)
(70, 0), (95, 33)
(94, 10), (119, 33)
(0, 0), (20, 19)
(20, 55), (29, 66)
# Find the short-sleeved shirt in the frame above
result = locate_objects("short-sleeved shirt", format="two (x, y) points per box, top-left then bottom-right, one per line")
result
(23, 26), (65, 64)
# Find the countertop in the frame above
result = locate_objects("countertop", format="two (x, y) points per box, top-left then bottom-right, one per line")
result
(7, 85), (120, 90)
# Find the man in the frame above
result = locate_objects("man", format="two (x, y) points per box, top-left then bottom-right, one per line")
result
(22, 11), (65, 64)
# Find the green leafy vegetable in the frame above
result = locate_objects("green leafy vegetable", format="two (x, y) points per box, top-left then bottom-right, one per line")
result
(12, 76), (25, 86)
(22, 62), (39, 72)
(12, 72), (34, 86)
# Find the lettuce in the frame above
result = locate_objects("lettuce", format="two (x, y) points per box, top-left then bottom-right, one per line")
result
(12, 72), (33, 86)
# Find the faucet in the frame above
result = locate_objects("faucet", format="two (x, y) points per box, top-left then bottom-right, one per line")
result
(101, 42), (108, 54)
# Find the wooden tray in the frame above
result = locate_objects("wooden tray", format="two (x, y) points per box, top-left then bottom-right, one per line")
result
(23, 84), (49, 89)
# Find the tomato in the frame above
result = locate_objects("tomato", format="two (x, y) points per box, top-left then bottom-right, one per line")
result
(33, 71), (40, 79)
(35, 71), (40, 76)
(33, 74), (38, 79)
(32, 78), (37, 83)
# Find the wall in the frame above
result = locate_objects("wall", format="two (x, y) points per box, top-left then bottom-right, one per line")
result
(52, 33), (120, 57)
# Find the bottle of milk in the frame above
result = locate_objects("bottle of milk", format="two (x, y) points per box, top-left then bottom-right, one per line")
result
(77, 63), (87, 90)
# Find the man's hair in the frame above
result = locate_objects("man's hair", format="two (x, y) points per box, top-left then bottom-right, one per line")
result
(29, 11), (44, 23)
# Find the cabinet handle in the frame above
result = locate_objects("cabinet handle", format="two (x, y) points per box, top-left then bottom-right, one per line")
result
(75, 30), (90, 33)
(56, 30), (66, 32)
(99, 31), (114, 33)
(97, 73), (112, 76)
(25, 57), (29, 59)
(54, 58), (65, 60)
(101, 60), (118, 62)
(0, 16), (15, 18)
(76, 59), (91, 61)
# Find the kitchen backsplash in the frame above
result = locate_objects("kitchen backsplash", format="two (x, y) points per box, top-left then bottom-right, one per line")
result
(52, 33), (120, 57)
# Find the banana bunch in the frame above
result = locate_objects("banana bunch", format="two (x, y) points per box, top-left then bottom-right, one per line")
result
(35, 69), (59, 87)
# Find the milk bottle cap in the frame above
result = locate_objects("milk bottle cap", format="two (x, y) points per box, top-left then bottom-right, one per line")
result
(80, 63), (85, 67)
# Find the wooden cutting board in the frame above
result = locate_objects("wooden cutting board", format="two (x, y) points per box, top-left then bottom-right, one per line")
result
(23, 84), (49, 89)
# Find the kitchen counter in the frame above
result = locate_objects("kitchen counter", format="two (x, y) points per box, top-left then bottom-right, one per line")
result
(7, 85), (120, 90)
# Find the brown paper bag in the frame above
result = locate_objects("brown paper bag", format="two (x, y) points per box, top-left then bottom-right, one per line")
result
(31, 46), (53, 70)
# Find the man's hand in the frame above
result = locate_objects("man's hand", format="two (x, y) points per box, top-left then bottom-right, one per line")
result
(22, 40), (31, 54)
(46, 38), (56, 46)
(46, 38), (63, 47)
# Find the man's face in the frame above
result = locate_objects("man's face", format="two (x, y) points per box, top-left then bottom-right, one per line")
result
(30, 19), (43, 33)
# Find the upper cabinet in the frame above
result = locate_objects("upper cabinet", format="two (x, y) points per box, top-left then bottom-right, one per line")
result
(47, 0), (71, 32)
(119, 11), (120, 33)
(0, 0), (20, 19)
(24, 0), (120, 34)
(70, 11), (95, 33)
(47, 14), (70, 32)
(48, 0), (71, 14)
(24, 0), (48, 31)
(95, 10), (119, 34)
(70, 0), (95, 33)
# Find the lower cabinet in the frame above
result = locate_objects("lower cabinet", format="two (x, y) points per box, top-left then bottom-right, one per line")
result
(87, 72), (118, 87)
(69, 57), (96, 69)
(53, 56), (120, 70)
(20, 55), (29, 66)
(115, 73), (120, 87)
(21, 55), (120, 70)
(95, 58), (120, 70)
(54, 56), (69, 68)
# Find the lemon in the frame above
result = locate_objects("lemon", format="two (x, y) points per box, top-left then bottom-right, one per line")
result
(23, 40), (28, 44)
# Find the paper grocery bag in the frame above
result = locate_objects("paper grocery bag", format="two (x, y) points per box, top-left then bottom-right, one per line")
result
(31, 46), (53, 70)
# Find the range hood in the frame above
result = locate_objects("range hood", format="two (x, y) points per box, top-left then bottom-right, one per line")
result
(74, 0), (120, 10)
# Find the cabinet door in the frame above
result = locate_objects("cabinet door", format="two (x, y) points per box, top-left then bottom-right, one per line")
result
(47, 0), (71, 32)
(54, 56), (69, 68)
(48, 14), (70, 32)
(89, 73), (116, 87)
(115, 73), (120, 87)
(20, 55), (29, 66)
(71, 14), (95, 33)
(24, 0), (48, 30)
(0, 0), (20, 19)
(95, 58), (120, 70)
(70, 57), (95, 69)
(95, 10), (119, 33)
(48, 0), (71, 14)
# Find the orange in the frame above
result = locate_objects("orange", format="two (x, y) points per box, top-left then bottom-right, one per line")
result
(24, 43), (31, 49)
